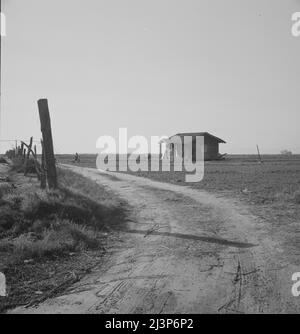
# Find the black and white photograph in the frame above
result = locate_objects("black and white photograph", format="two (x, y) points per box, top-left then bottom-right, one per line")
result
(0, 0), (300, 319)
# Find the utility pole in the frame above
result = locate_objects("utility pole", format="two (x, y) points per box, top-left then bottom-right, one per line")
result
(256, 144), (263, 164)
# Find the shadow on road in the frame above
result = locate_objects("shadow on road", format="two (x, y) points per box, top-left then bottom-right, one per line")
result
(122, 229), (257, 249)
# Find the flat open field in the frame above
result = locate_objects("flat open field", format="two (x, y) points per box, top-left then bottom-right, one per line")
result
(58, 154), (300, 204)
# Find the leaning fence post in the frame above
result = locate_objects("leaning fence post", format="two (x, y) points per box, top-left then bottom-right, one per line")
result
(38, 99), (57, 189)
(24, 136), (33, 175)
(40, 140), (47, 189)
(20, 142), (24, 158)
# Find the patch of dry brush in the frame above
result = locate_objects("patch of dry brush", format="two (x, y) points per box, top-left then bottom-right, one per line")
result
(0, 166), (128, 312)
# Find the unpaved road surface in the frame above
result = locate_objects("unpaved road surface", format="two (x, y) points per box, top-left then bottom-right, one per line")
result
(12, 166), (299, 314)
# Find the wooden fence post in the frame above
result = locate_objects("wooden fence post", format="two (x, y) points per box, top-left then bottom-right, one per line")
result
(38, 99), (57, 189)
(18, 146), (22, 156)
(21, 140), (42, 181)
(24, 136), (33, 175)
(20, 142), (24, 157)
(40, 140), (47, 189)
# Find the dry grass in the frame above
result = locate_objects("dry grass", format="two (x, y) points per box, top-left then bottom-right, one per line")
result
(0, 164), (128, 312)
(3, 221), (99, 261)
(10, 157), (36, 174)
(0, 157), (8, 164)
(0, 170), (126, 261)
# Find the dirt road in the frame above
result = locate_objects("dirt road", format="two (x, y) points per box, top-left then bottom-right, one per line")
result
(12, 166), (299, 313)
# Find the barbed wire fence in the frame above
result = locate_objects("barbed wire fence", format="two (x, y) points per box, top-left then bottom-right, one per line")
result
(0, 139), (42, 155)
(0, 99), (58, 189)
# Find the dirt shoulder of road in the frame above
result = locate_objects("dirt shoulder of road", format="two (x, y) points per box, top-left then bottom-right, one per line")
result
(0, 162), (128, 313)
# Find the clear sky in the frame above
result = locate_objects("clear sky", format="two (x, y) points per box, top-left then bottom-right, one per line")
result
(1, 0), (300, 154)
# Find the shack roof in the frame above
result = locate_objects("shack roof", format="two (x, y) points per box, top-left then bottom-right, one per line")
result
(162, 132), (226, 144)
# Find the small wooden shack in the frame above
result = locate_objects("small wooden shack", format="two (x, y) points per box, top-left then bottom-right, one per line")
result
(160, 132), (226, 161)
